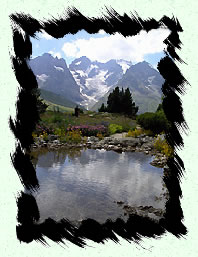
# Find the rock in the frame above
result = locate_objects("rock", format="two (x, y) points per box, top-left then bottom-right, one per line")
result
(153, 210), (163, 216)
(103, 137), (112, 143)
(117, 201), (124, 205)
(48, 134), (58, 142)
(52, 140), (60, 144)
(123, 205), (130, 210)
(137, 134), (146, 138)
(35, 137), (45, 144)
(148, 213), (157, 220)
(88, 136), (99, 142)
(119, 140), (136, 147)
(113, 146), (122, 153)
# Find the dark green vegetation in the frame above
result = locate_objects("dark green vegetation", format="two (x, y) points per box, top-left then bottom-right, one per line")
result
(136, 104), (171, 134)
(32, 88), (48, 114)
(98, 87), (138, 117)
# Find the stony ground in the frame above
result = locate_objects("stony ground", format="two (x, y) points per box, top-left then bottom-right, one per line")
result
(110, 132), (128, 138)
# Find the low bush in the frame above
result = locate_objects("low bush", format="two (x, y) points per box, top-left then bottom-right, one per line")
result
(126, 128), (154, 137)
(121, 123), (134, 132)
(96, 133), (104, 140)
(67, 124), (107, 137)
(34, 124), (54, 136)
(65, 130), (82, 144)
(53, 128), (67, 142)
(127, 128), (143, 137)
(136, 110), (170, 134)
(154, 135), (174, 158)
(108, 124), (123, 135)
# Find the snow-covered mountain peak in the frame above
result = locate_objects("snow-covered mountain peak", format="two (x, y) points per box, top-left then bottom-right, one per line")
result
(116, 59), (132, 74)
(69, 57), (124, 109)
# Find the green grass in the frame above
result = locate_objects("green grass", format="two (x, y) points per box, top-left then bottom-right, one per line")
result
(38, 110), (137, 133)
(44, 100), (74, 113)
(40, 88), (78, 108)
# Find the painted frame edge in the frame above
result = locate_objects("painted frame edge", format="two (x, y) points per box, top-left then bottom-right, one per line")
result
(9, 8), (188, 247)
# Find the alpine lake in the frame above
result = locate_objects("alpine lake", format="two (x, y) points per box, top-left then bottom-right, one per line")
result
(29, 146), (167, 226)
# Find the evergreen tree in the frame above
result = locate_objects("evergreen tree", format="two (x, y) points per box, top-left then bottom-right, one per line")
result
(119, 87), (125, 113)
(107, 86), (121, 113)
(106, 87), (138, 117)
(122, 88), (133, 115)
(33, 88), (48, 114)
(156, 103), (163, 112)
(98, 103), (107, 112)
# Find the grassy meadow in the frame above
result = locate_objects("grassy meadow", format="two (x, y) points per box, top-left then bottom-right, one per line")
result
(33, 103), (173, 158)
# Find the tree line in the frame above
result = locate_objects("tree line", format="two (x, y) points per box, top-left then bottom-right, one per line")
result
(98, 86), (138, 117)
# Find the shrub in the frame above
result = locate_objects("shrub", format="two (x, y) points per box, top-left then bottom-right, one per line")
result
(154, 135), (174, 158)
(121, 123), (133, 132)
(127, 128), (143, 137)
(136, 110), (170, 134)
(53, 128), (66, 142)
(65, 130), (82, 144)
(126, 128), (154, 137)
(144, 129), (154, 136)
(34, 124), (54, 136)
(32, 132), (37, 139)
(42, 131), (48, 141)
(67, 124), (107, 137)
(96, 133), (104, 140)
(108, 124), (123, 135)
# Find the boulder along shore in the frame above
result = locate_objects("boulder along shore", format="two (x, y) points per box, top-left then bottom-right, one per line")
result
(31, 133), (169, 168)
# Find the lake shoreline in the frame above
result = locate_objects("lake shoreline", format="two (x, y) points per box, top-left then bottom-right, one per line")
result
(31, 133), (169, 168)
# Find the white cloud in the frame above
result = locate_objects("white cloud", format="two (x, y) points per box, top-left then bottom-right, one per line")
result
(40, 30), (53, 40)
(62, 28), (170, 63)
(48, 51), (62, 59)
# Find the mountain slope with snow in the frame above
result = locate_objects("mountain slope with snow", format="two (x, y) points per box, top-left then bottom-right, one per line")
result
(28, 53), (83, 104)
(29, 54), (164, 113)
(91, 61), (164, 113)
(69, 56), (132, 109)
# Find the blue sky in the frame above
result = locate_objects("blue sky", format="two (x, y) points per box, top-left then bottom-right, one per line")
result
(31, 28), (170, 68)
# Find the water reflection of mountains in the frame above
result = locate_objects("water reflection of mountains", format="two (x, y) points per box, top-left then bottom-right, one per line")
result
(31, 148), (162, 173)
(30, 148), (83, 168)
(30, 148), (165, 223)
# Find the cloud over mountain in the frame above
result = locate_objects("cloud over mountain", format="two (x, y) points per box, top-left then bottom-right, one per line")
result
(62, 29), (170, 63)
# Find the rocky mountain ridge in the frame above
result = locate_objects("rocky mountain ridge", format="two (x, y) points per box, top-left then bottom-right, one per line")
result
(29, 53), (164, 113)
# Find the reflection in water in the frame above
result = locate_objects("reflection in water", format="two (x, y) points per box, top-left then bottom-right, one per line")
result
(30, 148), (165, 224)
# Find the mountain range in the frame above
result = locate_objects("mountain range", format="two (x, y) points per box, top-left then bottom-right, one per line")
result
(28, 53), (164, 113)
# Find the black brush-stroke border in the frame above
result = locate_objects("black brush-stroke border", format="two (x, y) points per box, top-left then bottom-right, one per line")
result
(9, 7), (188, 247)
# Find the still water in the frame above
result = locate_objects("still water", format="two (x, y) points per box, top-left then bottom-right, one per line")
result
(30, 148), (165, 224)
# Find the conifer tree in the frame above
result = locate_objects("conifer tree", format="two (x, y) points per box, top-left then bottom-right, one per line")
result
(32, 88), (48, 114)
(106, 87), (138, 117)
(119, 87), (125, 113)
(98, 103), (107, 112)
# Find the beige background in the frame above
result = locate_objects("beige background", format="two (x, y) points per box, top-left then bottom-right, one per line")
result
(0, 0), (197, 256)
